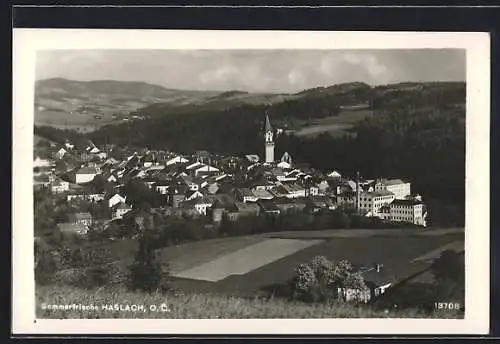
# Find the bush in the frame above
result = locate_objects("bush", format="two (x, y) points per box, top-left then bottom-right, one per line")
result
(291, 256), (366, 303)
(127, 234), (170, 292)
(35, 248), (58, 285)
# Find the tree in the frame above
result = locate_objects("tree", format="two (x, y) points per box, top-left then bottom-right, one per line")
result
(127, 233), (169, 292)
(34, 240), (58, 285)
(432, 250), (464, 284)
(432, 249), (465, 302)
(291, 256), (366, 303)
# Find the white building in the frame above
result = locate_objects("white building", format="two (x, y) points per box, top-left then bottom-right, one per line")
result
(264, 114), (275, 163)
(108, 193), (127, 208)
(112, 202), (132, 220)
(33, 156), (52, 168)
(194, 196), (216, 215)
(50, 178), (70, 194)
(75, 166), (100, 184)
(327, 170), (342, 179)
(166, 155), (189, 166)
(374, 179), (411, 200)
(56, 147), (67, 159)
(195, 165), (219, 176)
(381, 199), (427, 227)
(358, 190), (396, 217)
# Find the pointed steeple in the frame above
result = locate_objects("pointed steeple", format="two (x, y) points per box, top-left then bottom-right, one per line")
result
(265, 114), (273, 133)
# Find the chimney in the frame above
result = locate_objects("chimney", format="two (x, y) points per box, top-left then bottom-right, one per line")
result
(375, 263), (383, 273)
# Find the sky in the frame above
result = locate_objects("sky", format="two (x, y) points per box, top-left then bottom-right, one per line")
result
(36, 49), (465, 93)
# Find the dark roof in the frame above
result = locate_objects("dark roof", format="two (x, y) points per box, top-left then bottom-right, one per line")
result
(258, 200), (280, 212)
(391, 199), (423, 206)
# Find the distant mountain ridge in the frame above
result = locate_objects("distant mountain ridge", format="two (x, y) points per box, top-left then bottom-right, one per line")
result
(34, 77), (465, 132)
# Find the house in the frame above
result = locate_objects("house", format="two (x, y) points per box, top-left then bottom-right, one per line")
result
(97, 152), (108, 160)
(155, 181), (171, 195)
(374, 179), (411, 200)
(181, 175), (201, 191)
(112, 202), (132, 220)
(186, 190), (204, 201)
(33, 156), (52, 168)
(50, 177), (70, 194)
(257, 200), (280, 216)
(194, 196), (217, 215)
(327, 170), (342, 179)
(108, 193), (127, 208)
(235, 188), (258, 203)
(251, 189), (274, 201)
(337, 191), (356, 209)
(251, 180), (275, 191)
(64, 141), (75, 150)
(277, 161), (292, 169)
(282, 183), (307, 199)
(307, 195), (336, 212)
(274, 197), (306, 214)
(75, 166), (100, 184)
(195, 164), (219, 177)
(68, 212), (93, 226)
(56, 147), (67, 159)
(57, 222), (89, 237)
(338, 264), (393, 303)
(234, 201), (261, 217)
(186, 161), (204, 171)
(165, 155), (189, 166)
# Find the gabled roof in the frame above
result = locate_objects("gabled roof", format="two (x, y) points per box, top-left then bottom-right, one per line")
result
(377, 178), (406, 186)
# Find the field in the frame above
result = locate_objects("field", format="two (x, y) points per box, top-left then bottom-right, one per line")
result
(100, 228), (464, 297)
(125, 228), (464, 297)
(39, 228), (464, 319)
(36, 285), (463, 319)
(173, 239), (323, 282)
(293, 109), (372, 138)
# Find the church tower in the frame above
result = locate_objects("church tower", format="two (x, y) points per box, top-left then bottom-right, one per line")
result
(264, 114), (275, 163)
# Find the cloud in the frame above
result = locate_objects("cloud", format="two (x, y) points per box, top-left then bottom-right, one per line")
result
(36, 49), (465, 92)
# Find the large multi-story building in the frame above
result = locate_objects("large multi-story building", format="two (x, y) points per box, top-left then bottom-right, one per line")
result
(358, 190), (396, 217)
(380, 199), (427, 227)
(374, 179), (411, 200)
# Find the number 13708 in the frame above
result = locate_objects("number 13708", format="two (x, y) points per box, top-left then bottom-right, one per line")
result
(434, 302), (461, 310)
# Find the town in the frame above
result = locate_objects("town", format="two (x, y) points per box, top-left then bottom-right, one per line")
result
(34, 114), (428, 240)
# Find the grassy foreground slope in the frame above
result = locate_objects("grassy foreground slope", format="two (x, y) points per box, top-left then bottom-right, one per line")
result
(36, 286), (463, 319)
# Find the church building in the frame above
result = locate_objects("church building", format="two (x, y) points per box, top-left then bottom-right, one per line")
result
(264, 114), (275, 163)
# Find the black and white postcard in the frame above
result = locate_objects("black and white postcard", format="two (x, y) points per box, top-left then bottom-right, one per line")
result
(12, 29), (490, 335)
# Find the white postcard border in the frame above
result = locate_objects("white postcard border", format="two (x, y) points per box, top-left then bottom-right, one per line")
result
(12, 29), (490, 335)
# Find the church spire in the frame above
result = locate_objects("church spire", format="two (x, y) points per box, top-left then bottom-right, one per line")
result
(265, 113), (273, 133)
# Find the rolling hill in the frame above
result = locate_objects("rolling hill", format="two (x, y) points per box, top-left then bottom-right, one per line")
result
(35, 78), (298, 131)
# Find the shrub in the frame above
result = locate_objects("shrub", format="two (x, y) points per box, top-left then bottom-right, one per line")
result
(127, 234), (170, 293)
(291, 256), (366, 303)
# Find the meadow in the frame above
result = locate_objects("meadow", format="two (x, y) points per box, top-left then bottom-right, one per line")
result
(293, 109), (372, 138)
(94, 228), (463, 298)
(36, 285), (463, 319)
